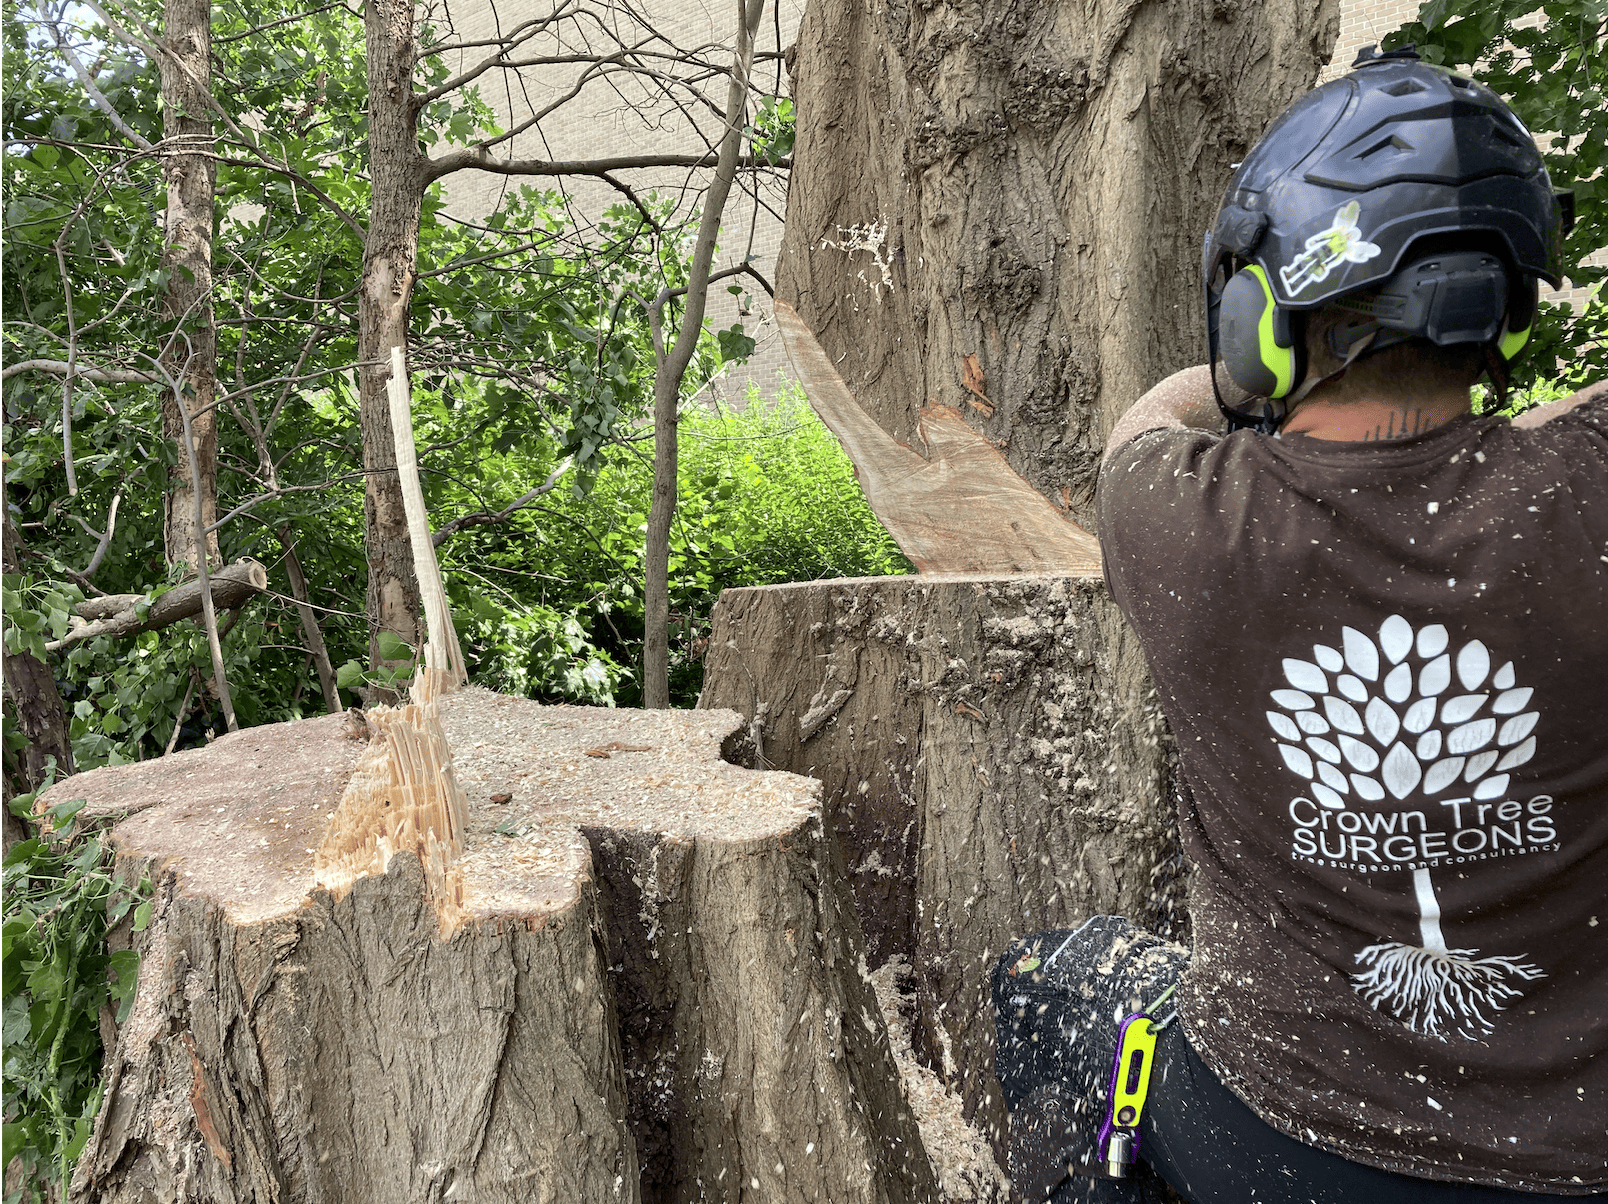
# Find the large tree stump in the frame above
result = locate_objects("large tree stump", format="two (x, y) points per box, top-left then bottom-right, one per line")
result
(50, 689), (937, 1203)
(698, 575), (1182, 1154)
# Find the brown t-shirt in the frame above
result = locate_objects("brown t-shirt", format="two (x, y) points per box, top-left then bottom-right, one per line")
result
(1096, 396), (1608, 1194)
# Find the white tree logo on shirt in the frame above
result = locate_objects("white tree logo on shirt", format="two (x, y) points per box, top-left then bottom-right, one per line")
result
(1266, 614), (1545, 1040)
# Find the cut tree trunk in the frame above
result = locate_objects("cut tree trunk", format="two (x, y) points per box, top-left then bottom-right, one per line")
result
(777, 0), (1338, 524)
(52, 689), (938, 1204)
(698, 575), (1184, 1156)
(158, 0), (219, 572)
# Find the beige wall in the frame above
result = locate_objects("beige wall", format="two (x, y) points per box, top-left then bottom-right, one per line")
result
(436, 0), (805, 408)
(435, 0), (1592, 406)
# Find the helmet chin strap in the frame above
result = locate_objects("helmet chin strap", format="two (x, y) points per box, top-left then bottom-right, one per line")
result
(1214, 329), (1380, 435)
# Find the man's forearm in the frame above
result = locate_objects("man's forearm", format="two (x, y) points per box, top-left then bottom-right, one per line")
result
(1511, 385), (1605, 429)
(1102, 365), (1224, 465)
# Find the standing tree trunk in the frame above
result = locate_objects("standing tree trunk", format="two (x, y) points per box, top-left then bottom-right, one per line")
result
(158, 0), (218, 573)
(641, 0), (768, 710)
(358, 0), (425, 673)
(1, 496), (73, 848)
(776, 0), (1338, 524)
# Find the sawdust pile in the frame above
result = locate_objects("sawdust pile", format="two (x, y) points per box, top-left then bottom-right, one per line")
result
(868, 956), (1011, 1203)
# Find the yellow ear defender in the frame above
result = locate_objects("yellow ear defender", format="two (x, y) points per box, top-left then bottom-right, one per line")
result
(1217, 265), (1304, 400)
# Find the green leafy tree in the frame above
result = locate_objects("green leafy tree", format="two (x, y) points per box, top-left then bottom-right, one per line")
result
(1384, 0), (1607, 390)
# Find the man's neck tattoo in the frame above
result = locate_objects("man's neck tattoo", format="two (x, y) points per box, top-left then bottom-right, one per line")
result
(1361, 407), (1434, 442)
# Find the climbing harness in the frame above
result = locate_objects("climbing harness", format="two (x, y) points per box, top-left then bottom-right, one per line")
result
(1091, 984), (1177, 1179)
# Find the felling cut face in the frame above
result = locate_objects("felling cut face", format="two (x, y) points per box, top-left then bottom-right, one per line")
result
(1265, 614), (1550, 1040)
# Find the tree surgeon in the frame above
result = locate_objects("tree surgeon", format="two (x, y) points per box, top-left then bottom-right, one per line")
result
(992, 46), (1606, 1202)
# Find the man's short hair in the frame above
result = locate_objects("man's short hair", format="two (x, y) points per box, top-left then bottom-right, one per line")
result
(1305, 303), (1485, 396)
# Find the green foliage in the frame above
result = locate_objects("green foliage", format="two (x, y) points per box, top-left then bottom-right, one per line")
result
(2, 790), (151, 1202)
(475, 384), (910, 707)
(748, 95), (795, 166)
(1383, 0), (1608, 389)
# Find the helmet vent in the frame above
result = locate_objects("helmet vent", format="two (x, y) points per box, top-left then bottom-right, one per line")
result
(1382, 78), (1427, 97)
(1448, 75), (1473, 89)
(1360, 134), (1414, 160)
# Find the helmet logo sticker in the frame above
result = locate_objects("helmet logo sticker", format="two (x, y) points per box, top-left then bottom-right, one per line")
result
(1278, 200), (1383, 296)
(1267, 615), (1549, 1040)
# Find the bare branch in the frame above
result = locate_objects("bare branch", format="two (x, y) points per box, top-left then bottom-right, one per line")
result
(1, 359), (160, 384)
(425, 147), (788, 183)
(45, 12), (154, 151)
(432, 457), (573, 547)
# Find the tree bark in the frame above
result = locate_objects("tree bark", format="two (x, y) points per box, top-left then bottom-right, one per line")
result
(358, 0), (426, 674)
(642, 0), (768, 710)
(45, 558), (268, 651)
(1, 485), (74, 811)
(158, 0), (218, 573)
(53, 692), (938, 1204)
(698, 575), (1185, 1157)
(776, 0), (1338, 525)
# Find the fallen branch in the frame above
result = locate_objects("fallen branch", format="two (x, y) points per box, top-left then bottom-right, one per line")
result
(46, 558), (268, 651)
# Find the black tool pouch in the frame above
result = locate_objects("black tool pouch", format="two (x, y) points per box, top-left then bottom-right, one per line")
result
(991, 916), (1188, 1202)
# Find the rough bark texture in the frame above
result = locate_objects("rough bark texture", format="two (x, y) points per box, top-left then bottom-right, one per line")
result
(777, 0), (1338, 525)
(159, 0), (219, 572)
(52, 692), (937, 1204)
(698, 576), (1184, 1152)
(47, 558), (268, 650)
(1, 499), (74, 814)
(358, 0), (425, 666)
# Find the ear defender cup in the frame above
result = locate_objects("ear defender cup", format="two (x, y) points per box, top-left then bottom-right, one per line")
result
(1217, 265), (1304, 399)
(1498, 276), (1538, 362)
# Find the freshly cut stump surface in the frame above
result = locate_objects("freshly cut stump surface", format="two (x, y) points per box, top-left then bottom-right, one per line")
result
(53, 688), (937, 1204)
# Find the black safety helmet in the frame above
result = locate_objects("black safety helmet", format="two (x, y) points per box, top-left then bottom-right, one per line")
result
(1203, 44), (1573, 432)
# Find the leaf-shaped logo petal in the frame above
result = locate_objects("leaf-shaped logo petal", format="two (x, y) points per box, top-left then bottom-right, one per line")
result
(1337, 675), (1368, 702)
(1283, 659), (1327, 693)
(1492, 687), (1533, 715)
(1338, 734), (1379, 772)
(1416, 624), (1449, 659)
(1464, 750), (1500, 782)
(1419, 654), (1451, 697)
(1364, 697), (1400, 746)
(1317, 761), (1350, 793)
(1441, 694), (1488, 725)
(1456, 640), (1491, 691)
(1351, 774), (1385, 801)
(1422, 756), (1465, 794)
(1492, 661), (1516, 690)
(1313, 644), (1344, 673)
(1495, 736), (1535, 772)
(1447, 718), (1497, 755)
(1279, 743), (1315, 778)
(1379, 615), (1413, 664)
(1322, 696), (1364, 735)
(1403, 698), (1437, 734)
(1268, 711), (1301, 741)
(1312, 783), (1346, 810)
(1296, 711), (1331, 735)
(1382, 743), (1422, 799)
(1272, 689), (1315, 710)
(1384, 662), (1414, 703)
(1342, 627), (1379, 681)
(1307, 736), (1343, 764)
(1415, 730), (1442, 761)
(1497, 713), (1538, 746)
(1472, 774), (1509, 801)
